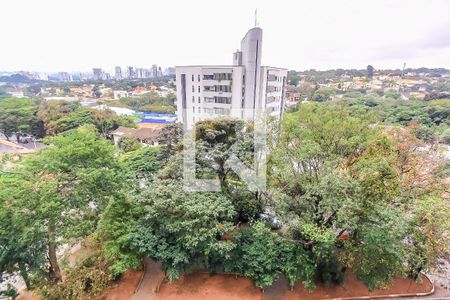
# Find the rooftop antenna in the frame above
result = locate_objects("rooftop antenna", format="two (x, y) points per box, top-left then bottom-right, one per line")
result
(254, 9), (258, 27)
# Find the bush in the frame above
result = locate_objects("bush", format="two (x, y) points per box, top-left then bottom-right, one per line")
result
(225, 222), (315, 289)
(316, 258), (345, 286)
(39, 253), (112, 300)
(118, 136), (141, 152)
(228, 184), (262, 222)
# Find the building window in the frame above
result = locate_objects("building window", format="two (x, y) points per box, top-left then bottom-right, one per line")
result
(214, 96), (231, 104)
(215, 85), (231, 92)
(192, 74), (194, 81)
(213, 73), (232, 80)
(198, 107), (200, 113)
(198, 96), (201, 103)
(192, 85), (194, 92)
(214, 107), (230, 115)
(192, 96), (195, 103)
(198, 74), (200, 82)
(198, 86), (200, 93)
(193, 107), (195, 112)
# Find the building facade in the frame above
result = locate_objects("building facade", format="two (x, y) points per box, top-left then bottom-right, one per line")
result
(115, 66), (122, 80)
(92, 68), (103, 81)
(176, 27), (287, 128)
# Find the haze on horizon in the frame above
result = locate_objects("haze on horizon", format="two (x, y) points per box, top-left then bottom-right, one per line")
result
(1, 0), (449, 73)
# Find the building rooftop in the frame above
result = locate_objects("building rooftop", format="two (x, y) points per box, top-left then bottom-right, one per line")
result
(112, 126), (162, 142)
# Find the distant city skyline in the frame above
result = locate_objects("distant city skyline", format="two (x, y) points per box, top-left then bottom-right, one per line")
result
(1, 0), (450, 72)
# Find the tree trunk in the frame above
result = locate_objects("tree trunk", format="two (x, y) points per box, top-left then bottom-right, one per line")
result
(48, 221), (62, 282)
(16, 133), (20, 143)
(18, 261), (31, 290)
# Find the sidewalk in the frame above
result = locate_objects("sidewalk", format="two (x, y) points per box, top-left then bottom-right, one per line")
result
(132, 258), (165, 300)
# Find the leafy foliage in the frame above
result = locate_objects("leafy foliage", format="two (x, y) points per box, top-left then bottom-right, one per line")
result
(108, 92), (176, 114)
(0, 97), (41, 141)
(2, 96), (449, 297)
(0, 125), (124, 285)
(120, 146), (162, 182)
(37, 101), (137, 138)
(118, 136), (141, 152)
(130, 180), (236, 281)
(39, 251), (112, 300)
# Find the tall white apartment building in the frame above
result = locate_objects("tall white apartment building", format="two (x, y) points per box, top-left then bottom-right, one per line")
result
(176, 27), (287, 128)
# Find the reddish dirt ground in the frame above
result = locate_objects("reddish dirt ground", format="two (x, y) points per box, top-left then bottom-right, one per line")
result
(156, 272), (261, 300)
(94, 269), (143, 300)
(263, 272), (434, 300)
(16, 290), (40, 300)
(15, 268), (437, 300)
(16, 269), (143, 300)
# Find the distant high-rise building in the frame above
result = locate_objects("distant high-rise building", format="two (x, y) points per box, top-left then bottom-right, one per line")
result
(176, 27), (287, 128)
(126, 66), (135, 79)
(136, 68), (148, 79)
(37, 73), (49, 81)
(92, 68), (103, 80)
(115, 66), (122, 80)
(58, 72), (72, 82)
(164, 67), (176, 77)
(102, 72), (111, 80)
(151, 64), (158, 78)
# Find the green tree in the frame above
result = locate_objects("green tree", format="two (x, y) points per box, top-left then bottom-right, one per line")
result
(62, 86), (71, 94)
(310, 87), (338, 102)
(342, 205), (406, 290)
(92, 85), (101, 98)
(118, 136), (141, 152)
(130, 180), (236, 281)
(91, 109), (137, 138)
(37, 100), (80, 135)
(287, 70), (301, 86)
(47, 108), (94, 135)
(225, 222), (315, 290)
(0, 174), (47, 289)
(268, 103), (416, 290)
(96, 195), (142, 278)
(157, 123), (182, 162)
(120, 146), (161, 182)
(0, 125), (123, 283)
(406, 195), (450, 278)
(0, 97), (39, 142)
(225, 222), (281, 289)
(195, 119), (253, 189)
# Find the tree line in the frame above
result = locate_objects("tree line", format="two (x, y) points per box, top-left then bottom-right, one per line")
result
(0, 100), (449, 298)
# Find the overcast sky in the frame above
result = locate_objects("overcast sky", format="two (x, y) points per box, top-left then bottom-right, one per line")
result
(1, 0), (449, 73)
